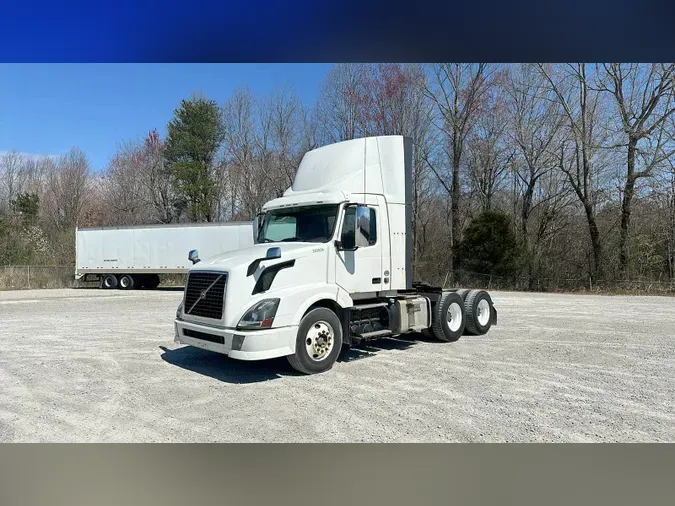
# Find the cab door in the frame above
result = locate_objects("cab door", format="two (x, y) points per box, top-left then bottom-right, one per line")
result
(335, 204), (383, 294)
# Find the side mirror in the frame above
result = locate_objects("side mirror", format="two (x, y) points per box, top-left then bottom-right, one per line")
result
(337, 204), (359, 251)
(334, 239), (357, 251)
(266, 247), (281, 259)
(188, 249), (200, 264)
(340, 233), (357, 251)
(253, 212), (265, 243)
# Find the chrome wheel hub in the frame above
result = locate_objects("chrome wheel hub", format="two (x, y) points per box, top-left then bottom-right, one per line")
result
(305, 321), (334, 362)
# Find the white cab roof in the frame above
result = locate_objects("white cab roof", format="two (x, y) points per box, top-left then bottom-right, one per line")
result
(266, 135), (410, 209)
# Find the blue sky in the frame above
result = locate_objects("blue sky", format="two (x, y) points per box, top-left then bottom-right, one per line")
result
(0, 64), (333, 171)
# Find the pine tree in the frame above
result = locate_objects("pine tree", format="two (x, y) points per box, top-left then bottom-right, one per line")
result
(165, 96), (224, 221)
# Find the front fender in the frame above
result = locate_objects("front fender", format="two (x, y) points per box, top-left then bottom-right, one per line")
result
(270, 285), (352, 327)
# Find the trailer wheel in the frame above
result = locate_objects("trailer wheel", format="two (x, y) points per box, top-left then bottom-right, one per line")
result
(464, 290), (493, 335)
(287, 308), (343, 375)
(431, 292), (465, 342)
(101, 274), (118, 289)
(118, 274), (136, 290)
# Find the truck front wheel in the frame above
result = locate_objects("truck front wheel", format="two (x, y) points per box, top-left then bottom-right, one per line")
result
(287, 308), (343, 375)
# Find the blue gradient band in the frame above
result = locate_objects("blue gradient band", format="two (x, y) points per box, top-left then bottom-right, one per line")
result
(2, 0), (674, 61)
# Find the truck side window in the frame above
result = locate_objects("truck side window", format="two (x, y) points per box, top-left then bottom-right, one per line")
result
(341, 206), (377, 248)
(356, 206), (377, 247)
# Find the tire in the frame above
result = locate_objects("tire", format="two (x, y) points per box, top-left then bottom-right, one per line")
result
(101, 274), (118, 289)
(454, 288), (470, 301)
(287, 308), (343, 375)
(118, 274), (136, 290)
(464, 289), (493, 335)
(430, 292), (465, 342)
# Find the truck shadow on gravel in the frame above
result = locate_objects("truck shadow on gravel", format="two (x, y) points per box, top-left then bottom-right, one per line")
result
(339, 337), (419, 363)
(159, 336), (421, 383)
(159, 346), (291, 383)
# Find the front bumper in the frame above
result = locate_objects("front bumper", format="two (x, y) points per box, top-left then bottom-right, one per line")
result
(174, 319), (298, 361)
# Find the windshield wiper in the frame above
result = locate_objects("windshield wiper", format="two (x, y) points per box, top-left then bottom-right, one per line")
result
(281, 237), (302, 242)
(260, 238), (275, 243)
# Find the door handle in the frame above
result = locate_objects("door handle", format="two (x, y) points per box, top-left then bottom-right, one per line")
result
(372, 277), (381, 284)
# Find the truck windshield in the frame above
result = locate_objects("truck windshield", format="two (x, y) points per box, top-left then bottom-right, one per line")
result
(259, 204), (339, 243)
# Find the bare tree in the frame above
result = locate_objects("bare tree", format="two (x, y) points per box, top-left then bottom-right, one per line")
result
(101, 140), (153, 225)
(316, 64), (368, 142)
(424, 63), (494, 271)
(43, 147), (91, 231)
(665, 153), (675, 280)
(594, 63), (675, 276)
(505, 64), (566, 242)
(99, 130), (175, 226)
(538, 63), (607, 281)
(0, 151), (28, 216)
(268, 86), (305, 191)
(221, 88), (267, 219)
(140, 129), (175, 223)
(466, 82), (513, 212)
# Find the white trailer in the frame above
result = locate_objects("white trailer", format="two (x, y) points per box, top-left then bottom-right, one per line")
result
(174, 136), (498, 374)
(75, 222), (254, 289)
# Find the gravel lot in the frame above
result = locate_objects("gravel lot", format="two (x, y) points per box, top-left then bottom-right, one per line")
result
(1, 287), (674, 442)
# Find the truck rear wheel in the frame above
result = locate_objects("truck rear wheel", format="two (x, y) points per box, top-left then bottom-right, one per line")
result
(287, 308), (343, 375)
(101, 274), (118, 289)
(454, 288), (470, 301)
(464, 290), (493, 335)
(118, 274), (135, 290)
(431, 292), (465, 342)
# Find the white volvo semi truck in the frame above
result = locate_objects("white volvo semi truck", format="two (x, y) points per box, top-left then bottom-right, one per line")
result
(174, 135), (497, 374)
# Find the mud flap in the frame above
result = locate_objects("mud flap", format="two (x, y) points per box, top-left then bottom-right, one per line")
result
(490, 305), (498, 326)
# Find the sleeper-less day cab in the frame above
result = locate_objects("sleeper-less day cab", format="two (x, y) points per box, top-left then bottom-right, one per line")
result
(174, 135), (497, 374)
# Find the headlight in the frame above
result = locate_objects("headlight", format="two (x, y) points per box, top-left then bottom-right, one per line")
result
(237, 298), (280, 330)
(176, 303), (183, 319)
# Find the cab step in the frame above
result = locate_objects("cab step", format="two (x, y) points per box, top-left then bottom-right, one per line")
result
(352, 302), (389, 311)
(353, 329), (393, 339)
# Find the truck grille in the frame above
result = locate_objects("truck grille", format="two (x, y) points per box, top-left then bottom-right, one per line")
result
(184, 272), (227, 320)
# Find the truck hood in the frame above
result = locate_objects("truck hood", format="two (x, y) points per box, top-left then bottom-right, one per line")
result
(196, 242), (324, 271)
(184, 241), (330, 327)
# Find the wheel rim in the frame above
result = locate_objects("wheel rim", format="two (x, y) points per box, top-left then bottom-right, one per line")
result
(120, 277), (129, 288)
(305, 320), (334, 362)
(476, 299), (490, 326)
(446, 302), (462, 332)
(104, 277), (114, 288)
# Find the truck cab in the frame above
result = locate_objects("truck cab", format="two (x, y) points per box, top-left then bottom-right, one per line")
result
(174, 135), (497, 374)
